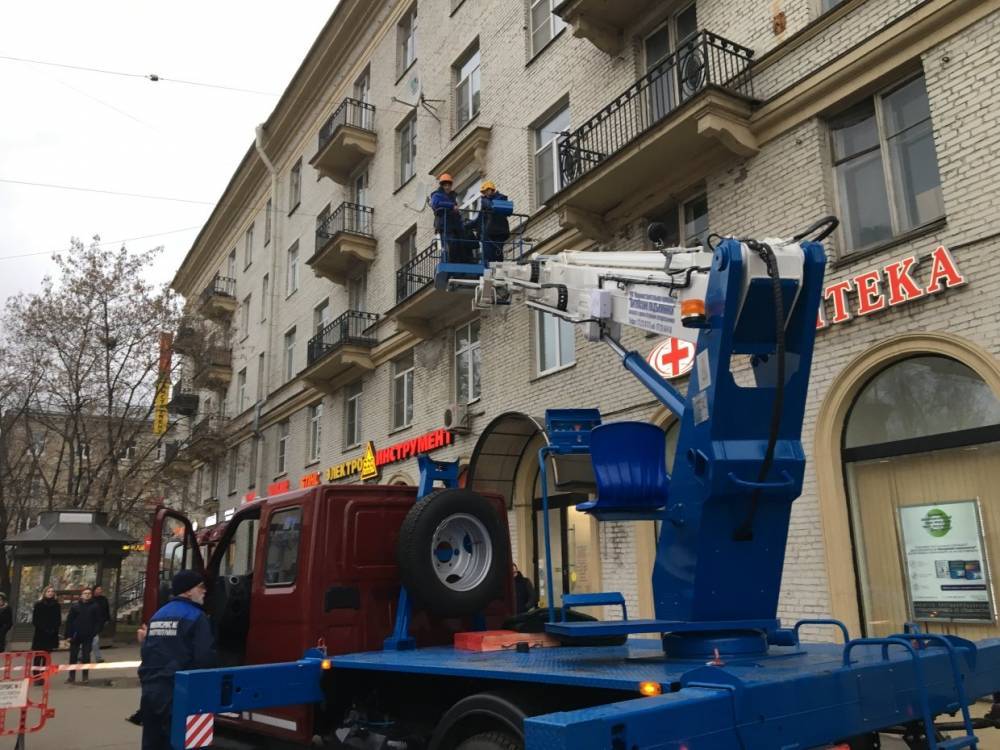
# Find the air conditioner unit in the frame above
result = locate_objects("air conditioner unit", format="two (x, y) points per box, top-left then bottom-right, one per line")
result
(444, 402), (471, 434)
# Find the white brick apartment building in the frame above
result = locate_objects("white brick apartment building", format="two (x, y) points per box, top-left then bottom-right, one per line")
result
(166, 0), (1000, 640)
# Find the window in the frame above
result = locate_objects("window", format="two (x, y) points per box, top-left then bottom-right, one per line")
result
(237, 368), (247, 413)
(352, 171), (370, 208)
(392, 350), (415, 429)
(830, 74), (944, 253)
(256, 352), (266, 401)
(120, 442), (137, 461)
(307, 402), (323, 463)
(398, 115), (417, 186)
(397, 226), (418, 266)
(227, 447), (238, 494)
(283, 328), (296, 381)
(289, 158), (302, 213)
(397, 4), (417, 77)
(264, 507), (302, 586)
(240, 294), (251, 338)
(276, 421), (290, 475)
(344, 381), (362, 448)
(456, 320), (481, 404)
(354, 66), (371, 104)
(260, 274), (269, 321)
(455, 44), (481, 130)
(196, 465), (205, 501)
(347, 273), (367, 312)
(77, 442), (90, 461)
(248, 436), (259, 489)
(534, 104), (570, 205)
(821, 0), (846, 11)
(313, 299), (330, 336)
(286, 241), (299, 296)
(264, 198), (272, 245)
(227, 249), (237, 280)
(683, 194), (709, 246)
(244, 223), (254, 268)
(530, 0), (566, 56)
(536, 311), (575, 373)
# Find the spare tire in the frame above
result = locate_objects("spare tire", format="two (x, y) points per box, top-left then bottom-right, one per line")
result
(398, 488), (507, 618)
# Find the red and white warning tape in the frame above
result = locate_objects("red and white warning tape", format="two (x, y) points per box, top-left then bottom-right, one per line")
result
(185, 713), (214, 749)
(54, 660), (142, 672)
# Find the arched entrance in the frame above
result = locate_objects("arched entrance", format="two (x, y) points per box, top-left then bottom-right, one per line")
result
(466, 412), (600, 608)
(816, 333), (1000, 637)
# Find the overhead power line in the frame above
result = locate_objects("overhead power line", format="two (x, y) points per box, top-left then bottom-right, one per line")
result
(0, 54), (277, 96)
(0, 178), (215, 206)
(0, 226), (203, 261)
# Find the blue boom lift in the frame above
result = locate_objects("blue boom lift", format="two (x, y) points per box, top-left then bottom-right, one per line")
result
(168, 214), (1000, 749)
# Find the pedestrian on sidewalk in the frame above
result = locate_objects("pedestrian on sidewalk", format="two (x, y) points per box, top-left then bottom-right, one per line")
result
(31, 586), (61, 684)
(92, 584), (111, 663)
(64, 587), (103, 683)
(138, 570), (216, 750)
(0, 593), (12, 651)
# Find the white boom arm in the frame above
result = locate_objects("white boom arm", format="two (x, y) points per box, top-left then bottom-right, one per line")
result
(472, 240), (805, 343)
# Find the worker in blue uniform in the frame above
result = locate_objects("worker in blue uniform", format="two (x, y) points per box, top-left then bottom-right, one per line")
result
(477, 180), (510, 264)
(137, 570), (216, 750)
(430, 173), (470, 263)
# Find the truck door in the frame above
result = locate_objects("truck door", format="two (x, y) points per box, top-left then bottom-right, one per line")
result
(142, 507), (205, 623)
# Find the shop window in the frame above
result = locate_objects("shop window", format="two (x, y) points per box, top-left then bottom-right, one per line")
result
(829, 74), (944, 254)
(843, 355), (1000, 638)
(264, 507), (302, 586)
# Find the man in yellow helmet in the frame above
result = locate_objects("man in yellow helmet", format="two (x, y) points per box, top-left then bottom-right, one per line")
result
(478, 180), (510, 264)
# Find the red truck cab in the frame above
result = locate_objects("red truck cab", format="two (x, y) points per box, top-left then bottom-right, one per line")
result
(143, 484), (514, 746)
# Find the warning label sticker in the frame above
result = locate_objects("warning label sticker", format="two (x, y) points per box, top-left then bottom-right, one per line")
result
(692, 392), (710, 425)
(0, 679), (28, 709)
(627, 291), (677, 335)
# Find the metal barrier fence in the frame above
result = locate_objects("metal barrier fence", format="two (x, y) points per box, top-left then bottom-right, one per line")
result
(558, 30), (754, 186)
(307, 310), (379, 366)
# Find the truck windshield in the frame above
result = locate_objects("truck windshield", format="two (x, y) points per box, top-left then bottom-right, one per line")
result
(264, 508), (302, 586)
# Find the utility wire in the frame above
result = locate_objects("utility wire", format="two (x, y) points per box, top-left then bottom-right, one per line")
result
(0, 178), (215, 206)
(0, 226), (202, 261)
(0, 54), (277, 96)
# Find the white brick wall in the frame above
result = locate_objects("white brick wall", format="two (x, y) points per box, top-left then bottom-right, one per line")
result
(176, 1), (1000, 637)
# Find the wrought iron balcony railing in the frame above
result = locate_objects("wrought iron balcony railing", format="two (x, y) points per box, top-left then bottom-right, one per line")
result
(318, 98), (376, 151)
(167, 381), (199, 416)
(307, 310), (379, 366)
(315, 202), (375, 249)
(199, 274), (236, 303)
(557, 31), (753, 188)
(192, 413), (227, 440)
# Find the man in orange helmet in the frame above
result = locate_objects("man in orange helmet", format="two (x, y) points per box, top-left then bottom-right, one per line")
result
(430, 173), (468, 262)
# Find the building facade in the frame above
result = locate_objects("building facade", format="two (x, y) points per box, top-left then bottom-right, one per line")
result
(168, 0), (1000, 639)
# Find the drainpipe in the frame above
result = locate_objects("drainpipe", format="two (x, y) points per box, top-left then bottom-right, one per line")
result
(254, 124), (280, 491)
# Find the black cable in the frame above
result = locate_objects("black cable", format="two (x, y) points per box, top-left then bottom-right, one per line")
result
(734, 240), (785, 542)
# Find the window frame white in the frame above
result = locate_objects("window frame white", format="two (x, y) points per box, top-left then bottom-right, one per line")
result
(307, 402), (323, 463)
(397, 5), (418, 77)
(534, 103), (570, 206)
(535, 311), (576, 375)
(260, 274), (269, 321)
(276, 420), (290, 476)
(455, 319), (481, 404)
(289, 158), (302, 213)
(454, 43), (481, 130)
(344, 381), (363, 448)
(240, 294), (251, 339)
(237, 368), (247, 413)
(391, 351), (415, 430)
(398, 115), (417, 186)
(283, 326), (296, 382)
(397, 226), (418, 266)
(244, 223), (254, 269)
(264, 198), (272, 246)
(313, 299), (331, 337)
(286, 242), (299, 297)
(227, 446), (238, 495)
(529, 0), (567, 57)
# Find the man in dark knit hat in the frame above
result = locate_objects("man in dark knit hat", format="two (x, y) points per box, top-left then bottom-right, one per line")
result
(137, 569), (216, 749)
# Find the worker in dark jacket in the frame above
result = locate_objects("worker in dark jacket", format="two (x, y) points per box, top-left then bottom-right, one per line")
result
(138, 570), (216, 750)
(92, 584), (111, 663)
(31, 586), (61, 683)
(430, 173), (470, 263)
(478, 180), (511, 264)
(0, 593), (12, 652)
(65, 587), (103, 683)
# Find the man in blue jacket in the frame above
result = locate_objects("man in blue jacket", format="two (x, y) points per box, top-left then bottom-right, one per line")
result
(430, 173), (470, 263)
(477, 180), (511, 264)
(138, 570), (216, 750)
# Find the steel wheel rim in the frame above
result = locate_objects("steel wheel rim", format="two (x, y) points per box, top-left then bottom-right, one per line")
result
(430, 513), (492, 592)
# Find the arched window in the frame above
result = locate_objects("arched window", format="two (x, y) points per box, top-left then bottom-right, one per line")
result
(844, 355), (1000, 637)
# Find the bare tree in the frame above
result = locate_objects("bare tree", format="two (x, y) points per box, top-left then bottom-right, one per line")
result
(0, 236), (186, 543)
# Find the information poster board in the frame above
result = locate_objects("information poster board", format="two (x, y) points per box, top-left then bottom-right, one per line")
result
(898, 499), (995, 623)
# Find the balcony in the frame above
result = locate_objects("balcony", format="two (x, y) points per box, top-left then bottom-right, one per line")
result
(554, 0), (660, 55)
(192, 347), (233, 391)
(302, 310), (378, 394)
(187, 414), (228, 462)
(307, 203), (376, 285)
(197, 275), (237, 321)
(163, 441), (194, 476)
(389, 241), (470, 338)
(172, 323), (199, 356)
(552, 32), (757, 241)
(167, 381), (199, 417)
(310, 98), (377, 184)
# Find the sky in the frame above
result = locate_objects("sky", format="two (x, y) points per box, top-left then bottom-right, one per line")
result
(0, 2), (339, 306)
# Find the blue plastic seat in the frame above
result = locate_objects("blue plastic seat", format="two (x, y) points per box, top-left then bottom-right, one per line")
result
(577, 421), (669, 520)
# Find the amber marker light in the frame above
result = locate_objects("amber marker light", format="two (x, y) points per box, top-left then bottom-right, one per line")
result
(638, 681), (662, 697)
(321, 659), (332, 670)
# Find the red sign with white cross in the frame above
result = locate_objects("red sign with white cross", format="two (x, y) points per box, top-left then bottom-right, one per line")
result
(647, 337), (695, 379)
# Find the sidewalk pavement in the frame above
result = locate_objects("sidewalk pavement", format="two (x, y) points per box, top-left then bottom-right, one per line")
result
(8, 641), (141, 750)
